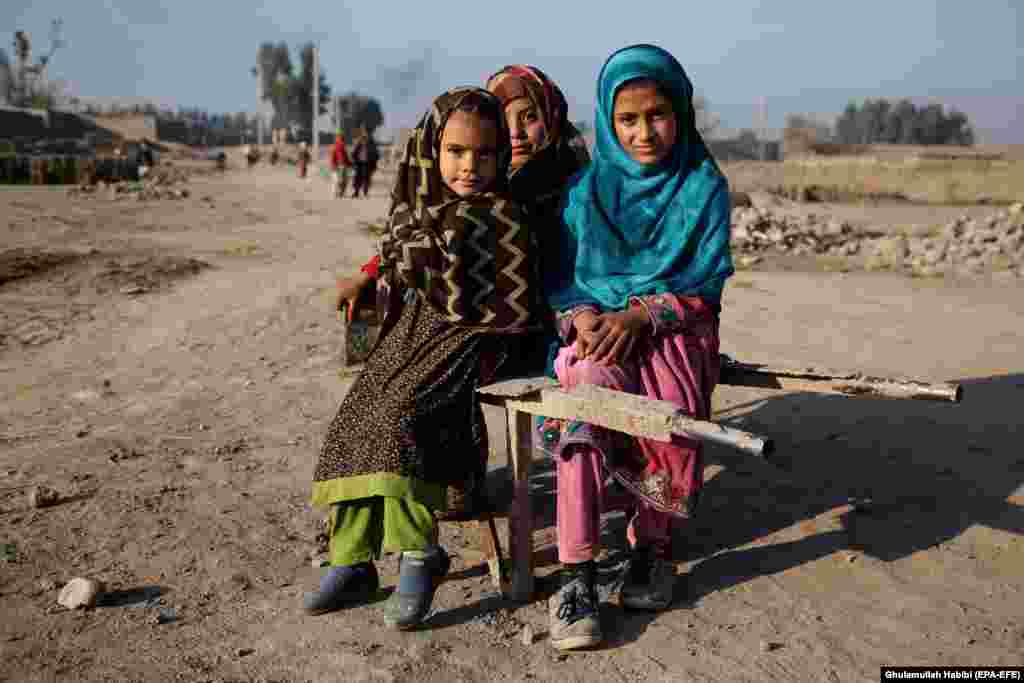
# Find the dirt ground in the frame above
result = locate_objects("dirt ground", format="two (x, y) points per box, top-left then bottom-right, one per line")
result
(1, 163), (1022, 683)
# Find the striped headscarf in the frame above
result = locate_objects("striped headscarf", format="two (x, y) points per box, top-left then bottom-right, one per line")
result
(379, 87), (537, 332)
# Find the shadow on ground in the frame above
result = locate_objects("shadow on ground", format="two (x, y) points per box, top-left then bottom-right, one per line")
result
(479, 372), (1024, 646)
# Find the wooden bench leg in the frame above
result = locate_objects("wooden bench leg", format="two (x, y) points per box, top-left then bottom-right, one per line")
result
(506, 408), (535, 602)
(476, 515), (505, 591)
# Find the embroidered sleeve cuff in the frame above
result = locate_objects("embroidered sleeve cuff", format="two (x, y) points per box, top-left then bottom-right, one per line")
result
(633, 294), (690, 334)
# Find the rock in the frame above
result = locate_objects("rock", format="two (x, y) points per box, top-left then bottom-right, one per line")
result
(760, 640), (783, 654)
(731, 191), (753, 208)
(236, 648), (255, 658)
(1009, 202), (1023, 215)
(155, 608), (177, 624)
(823, 220), (847, 237)
(521, 624), (535, 646)
(57, 578), (103, 609)
(866, 236), (909, 270)
(29, 485), (60, 508)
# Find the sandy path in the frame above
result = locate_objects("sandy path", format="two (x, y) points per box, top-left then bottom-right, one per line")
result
(1, 167), (1021, 682)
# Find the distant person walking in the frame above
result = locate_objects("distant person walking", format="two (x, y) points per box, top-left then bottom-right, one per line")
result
(298, 141), (312, 179)
(329, 133), (352, 198)
(350, 128), (376, 198)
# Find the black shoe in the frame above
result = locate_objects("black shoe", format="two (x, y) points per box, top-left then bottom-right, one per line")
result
(621, 546), (675, 611)
(548, 561), (602, 650)
(382, 546), (450, 630)
(303, 562), (379, 615)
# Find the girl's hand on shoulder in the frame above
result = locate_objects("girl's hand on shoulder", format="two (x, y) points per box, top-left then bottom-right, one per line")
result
(587, 308), (649, 366)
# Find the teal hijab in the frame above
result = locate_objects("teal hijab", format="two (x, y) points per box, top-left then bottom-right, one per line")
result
(547, 44), (734, 313)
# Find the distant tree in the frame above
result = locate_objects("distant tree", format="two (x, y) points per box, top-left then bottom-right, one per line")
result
(335, 92), (385, 139)
(6, 22), (66, 108)
(834, 98), (973, 145)
(295, 42), (331, 122)
(785, 113), (833, 143)
(0, 48), (11, 104)
(256, 42), (295, 129)
(254, 41), (330, 133)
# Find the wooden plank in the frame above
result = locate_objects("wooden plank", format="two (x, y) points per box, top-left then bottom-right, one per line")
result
(506, 384), (676, 442)
(506, 408), (535, 602)
(477, 376), (557, 404)
(718, 361), (962, 403)
(506, 384), (773, 457)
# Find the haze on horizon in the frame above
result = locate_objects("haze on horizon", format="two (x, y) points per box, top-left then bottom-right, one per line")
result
(4, 0), (1021, 144)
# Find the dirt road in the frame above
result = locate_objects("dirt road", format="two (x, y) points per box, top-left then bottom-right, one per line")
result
(1, 166), (1022, 682)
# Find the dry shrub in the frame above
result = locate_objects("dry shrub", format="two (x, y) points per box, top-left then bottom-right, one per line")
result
(780, 157), (1024, 205)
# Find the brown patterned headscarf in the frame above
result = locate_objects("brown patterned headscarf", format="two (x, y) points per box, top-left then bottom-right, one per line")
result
(485, 65), (590, 210)
(379, 87), (537, 332)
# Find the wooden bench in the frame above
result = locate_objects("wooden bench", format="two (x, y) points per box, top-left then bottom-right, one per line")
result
(471, 362), (961, 602)
(473, 377), (774, 602)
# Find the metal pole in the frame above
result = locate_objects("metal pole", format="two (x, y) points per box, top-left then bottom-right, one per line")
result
(312, 43), (319, 169)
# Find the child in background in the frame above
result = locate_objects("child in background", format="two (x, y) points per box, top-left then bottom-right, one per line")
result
(540, 44), (734, 651)
(329, 133), (352, 198)
(297, 141), (311, 179)
(305, 87), (541, 630)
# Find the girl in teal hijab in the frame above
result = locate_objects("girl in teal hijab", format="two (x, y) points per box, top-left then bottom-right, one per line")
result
(547, 43), (733, 315)
(540, 44), (732, 652)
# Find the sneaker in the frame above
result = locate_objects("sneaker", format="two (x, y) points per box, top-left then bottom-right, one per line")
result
(621, 548), (675, 611)
(382, 546), (450, 630)
(303, 562), (379, 615)
(548, 564), (603, 651)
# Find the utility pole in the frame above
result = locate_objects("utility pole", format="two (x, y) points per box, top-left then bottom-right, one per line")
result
(251, 63), (265, 147)
(312, 42), (320, 167)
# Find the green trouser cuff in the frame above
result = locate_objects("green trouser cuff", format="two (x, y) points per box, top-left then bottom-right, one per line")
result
(328, 496), (437, 567)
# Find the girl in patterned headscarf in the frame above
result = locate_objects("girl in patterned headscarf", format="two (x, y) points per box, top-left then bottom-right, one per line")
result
(485, 64), (590, 217)
(334, 65), (589, 336)
(540, 44), (733, 651)
(305, 87), (540, 630)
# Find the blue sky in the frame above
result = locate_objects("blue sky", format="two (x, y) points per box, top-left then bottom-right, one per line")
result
(4, 0), (1022, 142)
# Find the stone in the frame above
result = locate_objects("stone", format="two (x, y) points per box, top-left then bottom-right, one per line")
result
(731, 191), (752, 208)
(29, 485), (60, 508)
(521, 624), (535, 646)
(155, 608), (177, 624)
(865, 236), (909, 271)
(1009, 202), (1023, 215)
(57, 578), (104, 609)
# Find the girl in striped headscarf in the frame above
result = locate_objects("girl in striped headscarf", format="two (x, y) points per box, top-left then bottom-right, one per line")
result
(306, 87), (542, 630)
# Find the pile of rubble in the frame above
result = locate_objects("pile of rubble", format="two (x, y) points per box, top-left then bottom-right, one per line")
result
(730, 202), (1024, 278)
(891, 204), (1024, 278)
(66, 163), (194, 201)
(67, 178), (191, 201)
(730, 207), (878, 260)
